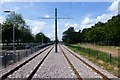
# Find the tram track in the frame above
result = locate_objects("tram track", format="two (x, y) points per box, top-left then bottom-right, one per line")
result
(1, 45), (54, 80)
(59, 45), (82, 80)
(27, 46), (54, 80)
(59, 44), (111, 80)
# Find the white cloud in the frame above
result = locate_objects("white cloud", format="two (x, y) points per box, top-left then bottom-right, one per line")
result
(45, 24), (61, 41)
(64, 23), (70, 27)
(65, 23), (78, 28)
(82, 17), (93, 25)
(80, 16), (94, 30)
(14, 7), (19, 11)
(108, 0), (119, 13)
(45, 15), (50, 18)
(96, 13), (115, 22)
(0, 16), (4, 23)
(46, 32), (54, 41)
(26, 19), (46, 35)
(71, 24), (78, 28)
(80, 0), (119, 30)
(80, 12), (116, 30)
(64, 23), (79, 33)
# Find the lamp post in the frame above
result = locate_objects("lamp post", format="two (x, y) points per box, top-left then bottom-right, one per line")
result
(4, 10), (16, 62)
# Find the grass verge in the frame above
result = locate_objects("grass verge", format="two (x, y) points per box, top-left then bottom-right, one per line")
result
(78, 43), (119, 57)
(65, 44), (119, 77)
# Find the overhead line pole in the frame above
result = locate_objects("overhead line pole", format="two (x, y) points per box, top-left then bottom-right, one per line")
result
(39, 8), (72, 53)
(55, 8), (58, 53)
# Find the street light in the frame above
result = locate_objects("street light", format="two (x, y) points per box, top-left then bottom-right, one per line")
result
(4, 10), (16, 62)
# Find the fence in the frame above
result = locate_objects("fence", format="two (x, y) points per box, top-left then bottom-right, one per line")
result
(118, 48), (120, 77)
(65, 44), (118, 66)
(0, 43), (52, 69)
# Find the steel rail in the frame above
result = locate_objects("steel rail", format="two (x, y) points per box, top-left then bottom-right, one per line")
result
(27, 46), (54, 80)
(1, 45), (53, 80)
(59, 45), (83, 80)
(62, 45), (110, 80)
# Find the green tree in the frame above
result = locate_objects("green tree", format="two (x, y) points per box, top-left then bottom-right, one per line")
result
(62, 27), (82, 44)
(2, 12), (34, 45)
(35, 32), (50, 43)
(62, 15), (120, 46)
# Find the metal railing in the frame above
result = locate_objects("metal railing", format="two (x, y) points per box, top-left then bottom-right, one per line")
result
(0, 43), (53, 69)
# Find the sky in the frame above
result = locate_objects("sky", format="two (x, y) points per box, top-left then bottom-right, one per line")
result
(0, 0), (119, 41)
